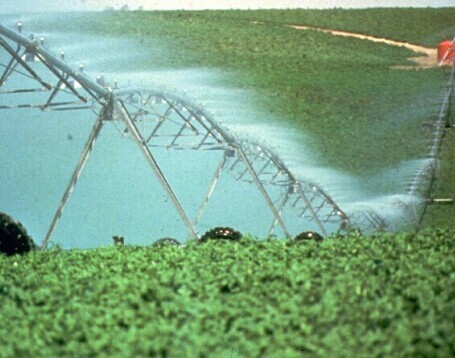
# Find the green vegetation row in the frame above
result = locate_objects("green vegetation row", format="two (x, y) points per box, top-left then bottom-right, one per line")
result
(173, 8), (455, 47)
(53, 8), (455, 47)
(1, 229), (454, 357)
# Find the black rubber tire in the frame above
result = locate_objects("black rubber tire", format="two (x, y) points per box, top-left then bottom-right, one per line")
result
(294, 231), (324, 243)
(0, 212), (36, 255)
(200, 227), (242, 243)
(153, 237), (181, 247)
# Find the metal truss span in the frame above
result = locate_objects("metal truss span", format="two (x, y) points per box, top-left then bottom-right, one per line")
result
(347, 208), (392, 234)
(113, 88), (351, 238)
(0, 21), (362, 247)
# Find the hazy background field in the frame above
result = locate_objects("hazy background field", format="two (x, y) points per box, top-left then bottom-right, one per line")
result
(0, 0), (454, 13)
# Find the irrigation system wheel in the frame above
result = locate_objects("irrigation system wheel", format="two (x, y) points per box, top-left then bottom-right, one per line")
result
(0, 212), (36, 255)
(200, 227), (242, 242)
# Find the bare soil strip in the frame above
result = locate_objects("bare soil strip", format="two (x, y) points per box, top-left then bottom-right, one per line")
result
(290, 25), (437, 69)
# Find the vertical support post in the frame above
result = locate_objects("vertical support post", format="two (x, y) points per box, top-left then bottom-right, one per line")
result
(235, 145), (292, 238)
(115, 100), (200, 239)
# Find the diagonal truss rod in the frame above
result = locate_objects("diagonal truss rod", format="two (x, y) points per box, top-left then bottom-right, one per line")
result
(33, 52), (89, 104)
(193, 151), (229, 226)
(0, 24), (109, 98)
(0, 43), (22, 86)
(268, 188), (291, 236)
(235, 145), (292, 238)
(145, 105), (174, 143)
(162, 98), (201, 136)
(41, 106), (106, 249)
(296, 184), (328, 236)
(115, 100), (200, 239)
(0, 37), (51, 90)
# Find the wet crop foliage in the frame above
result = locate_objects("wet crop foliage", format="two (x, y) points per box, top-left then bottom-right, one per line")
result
(0, 230), (454, 356)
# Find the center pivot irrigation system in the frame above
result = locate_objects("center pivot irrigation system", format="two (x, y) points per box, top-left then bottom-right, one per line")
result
(0, 22), (430, 248)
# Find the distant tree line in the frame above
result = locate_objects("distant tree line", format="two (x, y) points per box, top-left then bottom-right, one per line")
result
(104, 5), (144, 12)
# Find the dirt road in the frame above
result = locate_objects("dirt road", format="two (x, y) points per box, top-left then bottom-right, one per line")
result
(290, 25), (437, 69)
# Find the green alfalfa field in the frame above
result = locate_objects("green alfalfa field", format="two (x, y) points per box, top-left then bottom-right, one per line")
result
(1, 229), (454, 357)
(1, 8), (454, 357)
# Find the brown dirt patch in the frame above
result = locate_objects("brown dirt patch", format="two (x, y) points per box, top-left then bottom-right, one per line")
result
(290, 25), (438, 70)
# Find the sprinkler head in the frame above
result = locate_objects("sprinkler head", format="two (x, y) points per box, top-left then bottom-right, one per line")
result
(225, 148), (236, 158)
(96, 75), (105, 86)
(288, 183), (298, 194)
